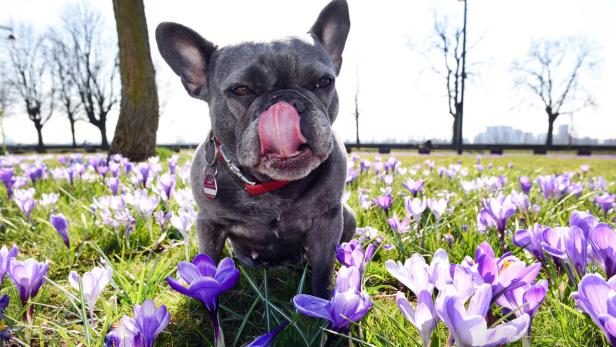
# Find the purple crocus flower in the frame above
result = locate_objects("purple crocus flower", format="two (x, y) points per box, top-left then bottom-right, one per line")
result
(509, 190), (530, 212)
(157, 174), (176, 201)
(0, 294), (9, 319)
(541, 226), (568, 258)
(243, 321), (288, 347)
(396, 290), (436, 346)
(346, 168), (358, 184)
(9, 258), (49, 321)
(167, 254), (239, 346)
(0, 168), (16, 198)
(596, 193), (615, 214)
(69, 267), (113, 322)
(106, 316), (143, 347)
(96, 164), (109, 178)
(435, 283), (530, 347)
(405, 197), (427, 226)
(154, 211), (172, 233)
(373, 193), (393, 214)
(513, 223), (549, 261)
(0, 245), (19, 286)
(336, 240), (375, 271)
(50, 214), (70, 248)
(572, 273), (616, 345)
(134, 299), (170, 347)
(359, 159), (371, 174)
(385, 248), (452, 297)
(107, 177), (121, 196)
(570, 210), (598, 237)
(519, 176), (532, 194)
(89, 156), (104, 170)
(475, 242), (541, 298)
(13, 188), (37, 223)
(167, 155), (179, 175)
(293, 266), (372, 332)
(496, 279), (548, 331)
(40, 193), (60, 211)
(427, 198), (447, 221)
(137, 163), (152, 188)
(480, 194), (516, 235)
(590, 223), (616, 278)
(388, 213), (410, 234)
(357, 189), (372, 210)
(131, 190), (159, 221)
(25, 163), (46, 183)
(109, 162), (122, 177)
(403, 179), (423, 197)
(565, 225), (588, 278)
(537, 175), (568, 200)
(170, 207), (196, 240)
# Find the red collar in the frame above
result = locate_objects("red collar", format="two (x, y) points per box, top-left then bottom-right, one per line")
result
(214, 138), (290, 196)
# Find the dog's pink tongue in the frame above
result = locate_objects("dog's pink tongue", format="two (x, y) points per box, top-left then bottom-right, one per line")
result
(258, 102), (307, 157)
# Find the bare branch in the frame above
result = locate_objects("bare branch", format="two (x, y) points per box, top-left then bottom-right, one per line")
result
(512, 37), (599, 146)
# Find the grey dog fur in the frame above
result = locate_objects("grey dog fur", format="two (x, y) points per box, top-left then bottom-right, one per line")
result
(155, 0), (356, 298)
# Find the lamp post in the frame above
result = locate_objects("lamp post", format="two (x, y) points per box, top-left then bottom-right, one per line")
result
(457, 0), (468, 154)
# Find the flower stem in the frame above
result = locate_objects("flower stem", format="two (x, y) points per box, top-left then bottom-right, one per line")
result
(210, 311), (225, 347)
(148, 218), (153, 241)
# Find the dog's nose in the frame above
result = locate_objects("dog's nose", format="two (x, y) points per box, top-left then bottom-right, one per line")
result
(267, 91), (307, 114)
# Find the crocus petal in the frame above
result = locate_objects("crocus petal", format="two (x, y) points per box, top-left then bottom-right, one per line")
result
(177, 262), (202, 284)
(523, 279), (548, 314)
(573, 273), (611, 329)
(513, 229), (531, 248)
(467, 284), (492, 317)
(167, 276), (194, 297)
(243, 321), (289, 347)
(395, 292), (417, 324)
(293, 294), (332, 321)
(188, 277), (222, 312)
(483, 313), (530, 346)
(215, 266), (240, 293)
(192, 253), (217, 277)
(68, 271), (80, 290)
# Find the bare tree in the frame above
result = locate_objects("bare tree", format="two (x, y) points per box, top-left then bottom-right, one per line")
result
(4, 25), (55, 152)
(47, 32), (82, 147)
(513, 38), (597, 147)
(61, 4), (119, 149)
(423, 17), (477, 148)
(110, 0), (160, 161)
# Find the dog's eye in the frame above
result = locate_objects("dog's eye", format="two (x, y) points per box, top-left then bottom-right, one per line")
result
(315, 77), (333, 89)
(231, 86), (254, 96)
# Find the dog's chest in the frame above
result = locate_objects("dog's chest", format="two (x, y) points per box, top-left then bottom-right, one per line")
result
(224, 203), (317, 267)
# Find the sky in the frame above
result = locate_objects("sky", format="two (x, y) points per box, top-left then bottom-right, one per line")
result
(1, 0), (615, 146)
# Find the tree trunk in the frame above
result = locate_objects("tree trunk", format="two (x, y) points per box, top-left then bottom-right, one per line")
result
(98, 121), (109, 149)
(546, 115), (555, 148)
(34, 123), (44, 153)
(69, 118), (77, 147)
(355, 114), (359, 146)
(452, 114), (460, 147)
(110, 0), (160, 161)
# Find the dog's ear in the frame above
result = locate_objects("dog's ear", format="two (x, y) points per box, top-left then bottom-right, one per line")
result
(155, 22), (216, 98)
(309, 0), (350, 75)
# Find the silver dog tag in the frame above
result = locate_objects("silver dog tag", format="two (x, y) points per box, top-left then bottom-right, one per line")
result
(203, 174), (218, 199)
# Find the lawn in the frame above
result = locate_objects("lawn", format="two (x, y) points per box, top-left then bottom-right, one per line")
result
(0, 150), (615, 346)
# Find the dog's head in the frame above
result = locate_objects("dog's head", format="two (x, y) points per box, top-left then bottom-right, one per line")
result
(156, 0), (350, 181)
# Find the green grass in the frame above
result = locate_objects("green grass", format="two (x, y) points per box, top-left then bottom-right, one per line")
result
(0, 151), (615, 346)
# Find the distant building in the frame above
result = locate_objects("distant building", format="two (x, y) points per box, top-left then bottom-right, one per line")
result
(473, 124), (615, 145)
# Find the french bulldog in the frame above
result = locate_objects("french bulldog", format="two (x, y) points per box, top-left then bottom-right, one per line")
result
(155, 0), (356, 298)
